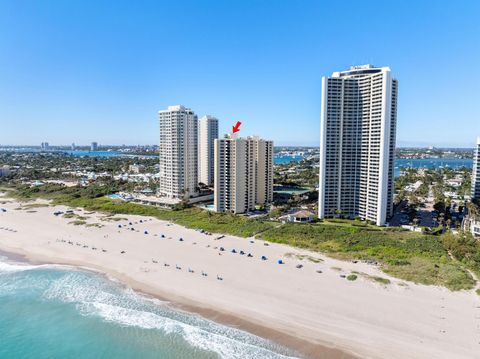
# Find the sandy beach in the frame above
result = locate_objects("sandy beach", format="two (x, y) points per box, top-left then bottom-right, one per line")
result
(0, 196), (479, 359)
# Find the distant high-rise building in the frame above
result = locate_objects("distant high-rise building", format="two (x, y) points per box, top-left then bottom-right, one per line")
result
(71, 143), (76, 151)
(198, 115), (219, 186)
(214, 135), (273, 214)
(41, 142), (49, 150)
(318, 65), (398, 226)
(159, 105), (198, 199)
(90, 142), (98, 151)
(472, 137), (480, 201)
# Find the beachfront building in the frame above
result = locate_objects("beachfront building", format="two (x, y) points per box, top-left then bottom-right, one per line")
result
(91, 142), (98, 151)
(472, 137), (480, 202)
(159, 105), (198, 199)
(318, 65), (398, 226)
(214, 135), (273, 214)
(198, 115), (219, 186)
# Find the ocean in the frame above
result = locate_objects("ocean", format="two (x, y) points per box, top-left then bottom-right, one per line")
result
(0, 257), (298, 359)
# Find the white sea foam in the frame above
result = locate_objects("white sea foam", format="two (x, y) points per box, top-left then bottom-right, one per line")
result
(42, 271), (299, 359)
(0, 260), (42, 273)
(0, 257), (298, 359)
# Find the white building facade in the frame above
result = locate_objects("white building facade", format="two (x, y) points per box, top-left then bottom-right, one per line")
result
(214, 135), (273, 214)
(318, 65), (398, 226)
(472, 137), (480, 201)
(198, 115), (219, 186)
(159, 105), (198, 199)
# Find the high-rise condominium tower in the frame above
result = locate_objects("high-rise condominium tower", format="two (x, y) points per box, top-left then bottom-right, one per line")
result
(214, 135), (273, 214)
(198, 115), (219, 186)
(90, 142), (98, 151)
(472, 137), (480, 202)
(318, 65), (398, 226)
(159, 105), (198, 199)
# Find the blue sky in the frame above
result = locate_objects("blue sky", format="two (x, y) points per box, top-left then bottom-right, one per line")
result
(0, 0), (479, 147)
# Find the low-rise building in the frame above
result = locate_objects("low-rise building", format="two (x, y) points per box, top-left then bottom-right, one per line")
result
(129, 164), (146, 173)
(287, 210), (315, 223)
(0, 165), (11, 177)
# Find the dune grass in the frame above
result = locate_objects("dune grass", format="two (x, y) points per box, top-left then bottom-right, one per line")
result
(258, 222), (476, 290)
(56, 197), (275, 238)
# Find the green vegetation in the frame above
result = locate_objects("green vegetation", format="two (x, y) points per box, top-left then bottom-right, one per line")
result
(69, 220), (86, 226)
(9, 183), (275, 238)
(372, 276), (391, 285)
(346, 274), (358, 281)
(476, 289), (480, 296)
(21, 203), (50, 209)
(443, 231), (480, 276)
(258, 222), (476, 290)
(284, 253), (323, 263)
(5, 182), (480, 291)
(86, 223), (104, 228)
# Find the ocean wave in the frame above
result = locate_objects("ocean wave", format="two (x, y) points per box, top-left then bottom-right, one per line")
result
(42, 271), (298, 359)
(0, 258), (298, 358)
(85, 302), (296, 359)
(0, 260), (42, 273)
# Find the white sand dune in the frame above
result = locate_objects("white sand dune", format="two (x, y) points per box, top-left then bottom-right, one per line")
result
(0, 199), (479, 359)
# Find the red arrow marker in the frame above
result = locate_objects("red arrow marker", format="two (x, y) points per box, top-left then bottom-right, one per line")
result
(232, 121), (242, 133)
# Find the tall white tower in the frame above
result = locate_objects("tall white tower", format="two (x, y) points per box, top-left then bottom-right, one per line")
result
(318, 65), (398, 226)
(198, 115), (219, 186)
(159, 105), (198, 199)
(472, 137), (480, 201)
(214, 135), (273, 214)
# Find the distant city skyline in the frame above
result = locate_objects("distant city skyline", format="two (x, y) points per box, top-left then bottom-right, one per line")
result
(1, 1), (479, 147)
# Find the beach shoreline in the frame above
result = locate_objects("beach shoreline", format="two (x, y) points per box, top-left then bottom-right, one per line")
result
(0, 197), (479, 359)
(0, 246), (358, 359)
